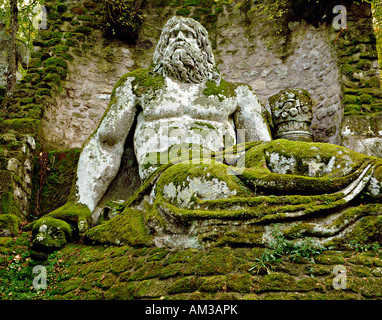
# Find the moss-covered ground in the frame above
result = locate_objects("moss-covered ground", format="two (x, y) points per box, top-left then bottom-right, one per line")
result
(2, 231), (382, 300)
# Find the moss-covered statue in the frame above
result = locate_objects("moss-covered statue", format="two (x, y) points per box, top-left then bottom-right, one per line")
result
(28, 16), (382, 252)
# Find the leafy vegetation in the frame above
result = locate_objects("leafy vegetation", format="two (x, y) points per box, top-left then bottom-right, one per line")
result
(97, 0), (145, 42)
(0, 0), (44, 51)
(249, 225), (328, 274)
(0, 232), (67, 300)
(349, 240), (382, 252)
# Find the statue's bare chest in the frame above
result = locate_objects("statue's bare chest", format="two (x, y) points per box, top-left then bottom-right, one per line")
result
(139, 78), (237, 122)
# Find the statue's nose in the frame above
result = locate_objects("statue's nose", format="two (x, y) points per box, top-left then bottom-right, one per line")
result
(176, 31), (186, 40)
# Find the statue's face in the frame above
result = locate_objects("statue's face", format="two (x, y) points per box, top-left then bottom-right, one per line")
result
(152, 16), (220, 84)
(162, 21), (202, 66)
(168, 22), (198, 52)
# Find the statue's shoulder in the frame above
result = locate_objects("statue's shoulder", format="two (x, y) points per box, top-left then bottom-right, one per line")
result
(113, 68), (165, 97)
(203, 78), (255, 101)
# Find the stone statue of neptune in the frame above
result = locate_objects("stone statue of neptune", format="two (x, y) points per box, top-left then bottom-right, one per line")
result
(29, 17), (382, 250)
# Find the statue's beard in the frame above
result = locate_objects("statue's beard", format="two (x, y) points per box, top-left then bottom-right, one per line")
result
(162, 41), (210, 83)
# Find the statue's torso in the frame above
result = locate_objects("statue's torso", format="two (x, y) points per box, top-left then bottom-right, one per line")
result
(134, 77), (237, 179)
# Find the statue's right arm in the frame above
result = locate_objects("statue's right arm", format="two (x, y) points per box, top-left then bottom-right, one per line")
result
(74, 76), (138, 214)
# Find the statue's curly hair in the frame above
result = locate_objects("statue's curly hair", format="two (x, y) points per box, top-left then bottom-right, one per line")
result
(152, 16), (221, 84)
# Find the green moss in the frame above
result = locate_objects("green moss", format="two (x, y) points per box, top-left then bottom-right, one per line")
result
(36, 88), (52, 96)
(56, 4), (67, 13)
(1, 119), (40, 134)
(52, 277), (82, 295)
(129, 68), (165, 96)
(350, 265), (372, 277)
(45, 38), (61, 47)
(194, 7), (212, 14)
(19, 97), (34, 105)
(77, 15), (94, 21)
(47, 10), (60, 20)
(365, 76), (381, 88)
(147, 248), (168, 261)
(129, 261), (162, 280)
(31, 216), (73, 250)
(104, 282), (135, 299)
(360, 51), (378, 59)
(44, 57), (68, 70)
(204, 14), (217, 23)
(64, 38), (79, 47)
(193, 247), (237, 276)
(28, 59), (43, 68)
(226, 273), (252, 293)
(74, 26), (92, 35)
(38, 30), (52, 40)
(252, 272), (296, 293)
(314, 251), (345, 265)
(0, 214), (20, 237)
(48, 202), (91, 229)
(348, 253), (382, 267)
(53, 44), (69, 53)
(43, 65), (67, 79)
(355, 59), (372, 70)
(61, 12), (74, 21)
(344, 104), (361, 115)
(194, 121), (215, 129)
(358, 94), (374, 104)
(0, 236), (13, 247)
(133, 279), (167, 298)
(199, 275), (226, 292)
(159, 263), (184, 279)
(163, 248), (197, 265)
(27, 107), (43, 119)
(52, 31), (63, 39)
(176, 8), (191, 16)
(348, 215), (382, 244)
(168, 276), (202, 294)
(43, 73), (62, 86)
(109, 255), (135, 274)
(342, 94), (358, 105)
(85, 208), (152, 246)
(341, 64), (355, 75)
(202, 79), (238, 102)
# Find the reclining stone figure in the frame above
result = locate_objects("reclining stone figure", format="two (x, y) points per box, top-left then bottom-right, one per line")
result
(28, 16), (382, 251)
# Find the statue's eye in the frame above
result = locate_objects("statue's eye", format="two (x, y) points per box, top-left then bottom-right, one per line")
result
(186, 31), (194, 38)
(170, 32), (177, 38)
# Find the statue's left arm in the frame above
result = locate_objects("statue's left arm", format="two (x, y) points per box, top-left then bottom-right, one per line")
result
(234, 85), (272, 143)
(74, 76), (138, 215)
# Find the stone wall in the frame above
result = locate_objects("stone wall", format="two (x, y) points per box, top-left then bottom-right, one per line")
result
(0, 130), (36, 218)
(34, 0), (382, 151)
(338, 3), (382, 157)
(39, 31), (135, 149)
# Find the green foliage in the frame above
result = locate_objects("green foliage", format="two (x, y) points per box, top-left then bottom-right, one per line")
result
(214, 0), (288, 36)
(349, 240), (382, 252)
(99, 0), (144, 42)
(0, 0), (44, 51)
(249, 225), (328, 274)
(0, 232), (68, 300)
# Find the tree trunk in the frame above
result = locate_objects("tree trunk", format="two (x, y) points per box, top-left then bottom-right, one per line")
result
(2, 0), (19, 110)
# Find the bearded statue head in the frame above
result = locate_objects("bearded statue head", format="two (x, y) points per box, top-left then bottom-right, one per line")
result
(152, 16), (221, 85)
